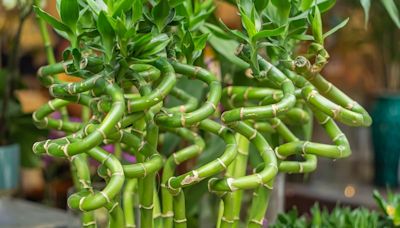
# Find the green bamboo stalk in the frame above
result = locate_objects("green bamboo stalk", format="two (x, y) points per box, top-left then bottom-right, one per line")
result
(155, 62), (221, 127)
(123, 179), (137, 228)
(166, 119), (237, 190)
(219, 133), (250, 228)
(160, 127), (205, 227)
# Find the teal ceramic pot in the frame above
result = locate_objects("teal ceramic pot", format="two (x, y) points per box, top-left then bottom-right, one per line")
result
(0, 144), (20, 190)
(371, 95), (400, 187)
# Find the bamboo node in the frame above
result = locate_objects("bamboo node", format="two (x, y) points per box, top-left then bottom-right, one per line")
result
(174, 218), (187, 223)
(207, 101), (217, 111)
(100, 191), (111, 203)
(249, 130), (257, 140)
(218, 126), (226, 135)
(139, 204), (154, 210)
(331, 108), (341, 119)
(180, 114), (186, 127)
(299, 163), (304, 173)
(217, 158), (227, 169)
(302, 142), (310, 155)
(255, 173), (263, 184)
(333, 133), (345, 142)
(140, 163), (147, 177)
(227, 178), (238, 191)
(181, 170), (200, 185)
(221, 217), (234, 223)
(79, 197), (87, 212)
(109, 202), (119, 213)
(161, 211), (174, 218)
(250, 218), (264, 225)
(306, 90), (318, 101)
(172, 153), (179, 165)
(240, 107), (244, 120)
(179, 105), (186, 113)
(272, 104), (278, 117)
(264, 182), (273, 190)
(274, 147), (286, 160)
(324, 82), (333, 94)
(57, 119), (63, 130)
(320, 116), (330, 125)
(48, 101), (56, 111)
(62, 144), (70, 159)
(82, 221), (96, 227)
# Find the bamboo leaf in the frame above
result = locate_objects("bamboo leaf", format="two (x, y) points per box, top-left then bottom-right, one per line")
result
(169, 0), (186, 7)
(140, 34), (170, 57)
(291, 34), (315, 41)
(86, 0), (108, 15)
(301, 0), (314, 11)
(317, 0), (336, 13)
(204, 23), (231, 40)
(381, 0), (400, 29)
(254, 0), (269, 13)
(60, 0), (79, 32)
(311, 6), (323, 44)
(33, 6), (73, 35)
(323, 17), (349, 38)
(193, 33), (209, 51)
(240, 10), (257, 37)
(373, 190), (389, 215)
(97, 11), (115, 60)
(253, 25), (286, 41)
(201, 26), (249, 70)
(218, 19), (248, 42)
(112, 0), (134, 16)
(268, 0), (291, 25)
(132, 0), (143, 23)
(152, 0), (171, 31)
(360, 0), (370, 28)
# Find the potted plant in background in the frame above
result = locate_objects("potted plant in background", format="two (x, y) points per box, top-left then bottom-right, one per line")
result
(29, 0), (374, 226)
(357, 0), (400, 187)
(0, 1), (47, 197)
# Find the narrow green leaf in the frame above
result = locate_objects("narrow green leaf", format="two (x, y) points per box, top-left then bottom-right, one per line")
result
(271, 0), (290, 9)
(152, 0), (170, 31)
(204, 23), (231, 40)
(240, 10), (257, 37)
(253, 26), (286, 41)
(254, 0), (269, 13)
(268, 0), (291, 25)
(200, 26), (249, 70)
(132, 0), (143, 23)
(360, 0), (370, 28)
(218, 19), (248, 42)
(291, 34), (315, 41)
(317, 0), (336, 13)
(381, 0), (400, 29)
(97, 11), (115, 60)
(60, 0), (79, 32)
(239, 0), (253, 15)
(86, 0), (108, 15)
(169, 0), (186, 7)
(311, 6), (323, 44)
(33, 6), (73, 35)
(141, 35), (170, 57)
(193, 33), (209, 51)
(373, 190), (389, 215)
(323, 18), (349, 38)
(301, 0), (314, 11)
(112, 0), (134, 16)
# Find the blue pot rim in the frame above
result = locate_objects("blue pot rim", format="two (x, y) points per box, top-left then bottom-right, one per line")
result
(0, 144), (20, 152)
(376, 94), (400, 100)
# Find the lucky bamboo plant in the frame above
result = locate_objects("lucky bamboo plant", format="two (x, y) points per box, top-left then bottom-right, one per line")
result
(32, 0), (371, 227)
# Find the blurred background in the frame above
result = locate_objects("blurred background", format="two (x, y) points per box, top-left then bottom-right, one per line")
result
(0, 0), (399, 227)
